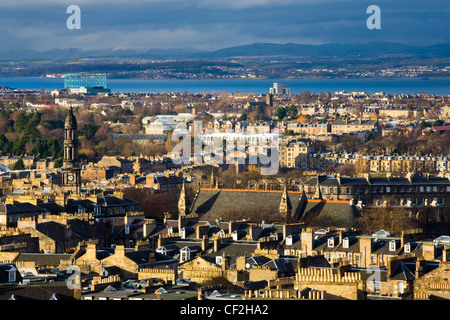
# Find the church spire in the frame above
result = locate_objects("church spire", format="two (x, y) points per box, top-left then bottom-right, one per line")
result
(178, 179), (191, 217)
(315, 175), (323, 200)
(279, 184), (292, 222)
(210, 168), (216, 188)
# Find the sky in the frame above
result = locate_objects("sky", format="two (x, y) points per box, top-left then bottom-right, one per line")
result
(0, 0), (448, 52)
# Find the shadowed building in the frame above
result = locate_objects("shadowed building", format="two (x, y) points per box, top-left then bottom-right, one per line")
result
(182, 187), (359, 227)
(302, 174), (450, 208)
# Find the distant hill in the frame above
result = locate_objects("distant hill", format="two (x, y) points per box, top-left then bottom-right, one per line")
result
(0, 42), (448, 61)
(194, 42), (450, 59)
(0, 47), (204, 61)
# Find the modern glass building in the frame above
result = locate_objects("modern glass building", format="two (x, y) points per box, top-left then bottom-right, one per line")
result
(64, 73), (110, 94)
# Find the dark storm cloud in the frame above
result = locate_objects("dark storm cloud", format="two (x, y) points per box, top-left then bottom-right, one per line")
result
(0, 0), (448, 52)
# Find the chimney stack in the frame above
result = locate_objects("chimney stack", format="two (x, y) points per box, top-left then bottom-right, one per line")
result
(86, 243), (97, 261)
(143, 221), (154, 238)
(115, 245), (126, 257)
(443, 245), (450, 262)
(201, 235), (209, 251)
(236, 256), (246, 271)
(149, 252), (156, 265)
(157, 235), (164, 248)
(129, 174), (136, 186)
(422, 242), (436, 260)
(64, 225), (72, 240)
(214, 238), (221, 252)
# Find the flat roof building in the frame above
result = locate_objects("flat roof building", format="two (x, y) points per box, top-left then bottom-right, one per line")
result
(64, 73), (111, 95)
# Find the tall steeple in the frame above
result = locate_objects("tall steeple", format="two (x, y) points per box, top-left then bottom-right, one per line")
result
(210, 168), (216, 188)
(315, 175), (322, 200)
(62, 106), (81, 194)
(279, 184), (292, 222)
(178, 179), (191, 217)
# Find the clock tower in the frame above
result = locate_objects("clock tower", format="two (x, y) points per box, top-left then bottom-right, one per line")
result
(62, 106), (81, 194)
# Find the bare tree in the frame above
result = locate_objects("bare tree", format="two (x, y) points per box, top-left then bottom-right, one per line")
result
(356, 197), (420, 235)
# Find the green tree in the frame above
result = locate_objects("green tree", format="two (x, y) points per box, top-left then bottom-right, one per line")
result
(41, 119), (64, 129)
(238, 111), (247, 121)
(287, 105), (298, 119)
(25, 112), (41, 132)
(283, 129), (294, 137)
(47, 138), (62, 158)
(9, 102), (21, 109)
(418, 120), (430, 131)
(0, 133), (8, 150)
(13, 157), (25, 170)
(54, 157), (63, 168)
(432, 119), (444, 127)
(276, 107), (287, 120)
(30, 139), (46, 157)
(79, 123), (100, 140)
(12, 135), (28, 155)
(14, 113), (30, 132)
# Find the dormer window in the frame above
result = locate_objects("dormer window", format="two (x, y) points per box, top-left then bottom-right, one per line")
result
(180, 247), (191, 262)
(328, 237), (335, 248)
(7, 267), (16, 283)
(404, 243), (411, 253)
(389, 240), (396, 251)
(286, 235), (293, 246)
(180, 228), (186, 239)
(343, 237), (349, 249)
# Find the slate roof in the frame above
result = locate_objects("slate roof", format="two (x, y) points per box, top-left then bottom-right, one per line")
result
(332, 119), (378, 128)
(300, 200), (359, 227)
(372, 238), (402, 255)
(330, 235), (360, 253)
(0, 202), (48, 215)
(0, 282), (76, 300)
(68, 219), (100, 239)
(263, 258), (296, 274)
(284, 234), (302, 250)
(303, 175), (450, 186)
(189, 188), (359, 228)
(156, 244), (180, 258)
(245, 255), (271, 267)
(124, 248), (176, 266)
(390, 261), (416, 281)
(75, 247), (112, 261)
(35, 221), (69, 242)
(154, 175), (184, 185)
(168, 239), (258, 266)
(110, 217), (162, 239)
(150, 219), (179, 238)
(36, 202), (65, 215)
(68, 195), (139, 212)
(13, 253), (72, 266)
(190, 188), (303, 219)
(97, 195), (140, 207)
